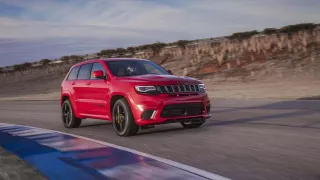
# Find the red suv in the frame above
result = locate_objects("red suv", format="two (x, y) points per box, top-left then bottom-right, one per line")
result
(60, 58), (211, 136)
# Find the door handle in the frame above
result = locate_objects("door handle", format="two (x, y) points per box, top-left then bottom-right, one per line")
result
(72, 82), (76, 85)
(86, 82), (91, 85)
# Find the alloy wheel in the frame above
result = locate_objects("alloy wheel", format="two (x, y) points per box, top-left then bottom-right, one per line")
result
(114, 104), (126, 133)
(62, 103), (72, 126)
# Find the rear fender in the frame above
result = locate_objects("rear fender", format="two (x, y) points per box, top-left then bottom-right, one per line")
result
(60, 92), (83, 118)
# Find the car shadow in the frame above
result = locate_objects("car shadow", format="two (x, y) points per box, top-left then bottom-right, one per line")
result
(136, 127), (187, 136)
(211, 100), (320, 114)
(296, 96), (320, 100)
(206, 100), (320, 129)
(79, 122), (112, 128)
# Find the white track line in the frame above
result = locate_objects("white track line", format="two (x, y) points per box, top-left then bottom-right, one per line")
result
(0, 122), (231, 180)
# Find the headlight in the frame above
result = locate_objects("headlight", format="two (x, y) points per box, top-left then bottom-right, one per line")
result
(135, 86), (158, 94)
(199, 84), (206, 92)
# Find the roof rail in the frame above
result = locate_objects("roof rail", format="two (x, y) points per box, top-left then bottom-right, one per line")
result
(84, 57), (101, 61)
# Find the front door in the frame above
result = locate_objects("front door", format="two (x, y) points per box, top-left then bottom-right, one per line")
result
(85, 62), (110, 118)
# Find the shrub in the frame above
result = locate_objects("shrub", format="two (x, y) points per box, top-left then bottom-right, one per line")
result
(229, 30), (260, 39)
(127, 47), (135, 53)
(176, 40), (190, 49)
(39, 59), (51, 66)
(13, 62), (32, 71)
(61, 56), (70, 62)
(116, 48), (126, 55)
(263, 28), (278, 35)
(150, 42), (166, 54)
(279, 23), (316, 33)
(100, 49), (117, 57)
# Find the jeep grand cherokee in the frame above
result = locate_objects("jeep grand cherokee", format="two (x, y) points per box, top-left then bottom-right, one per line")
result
(60, 58), (211, 136)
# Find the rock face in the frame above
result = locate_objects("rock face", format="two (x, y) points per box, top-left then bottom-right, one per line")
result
(139, 29), (320, 79)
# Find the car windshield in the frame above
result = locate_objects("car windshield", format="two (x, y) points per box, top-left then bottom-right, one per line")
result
(105, 60), (169, 77)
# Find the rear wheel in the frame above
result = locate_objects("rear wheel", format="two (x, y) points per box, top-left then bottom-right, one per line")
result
(61, 99), (82, 128)
(180, 119), (205, 129)
(112, 98), (139, 137)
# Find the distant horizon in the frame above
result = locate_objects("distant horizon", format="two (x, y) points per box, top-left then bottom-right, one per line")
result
(1, 0), (320, 67)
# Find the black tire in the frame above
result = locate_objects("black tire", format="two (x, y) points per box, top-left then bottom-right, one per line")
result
(180, 119), (205, 129)
(112, 98), (139, 137)
(61, 99), (82, 128)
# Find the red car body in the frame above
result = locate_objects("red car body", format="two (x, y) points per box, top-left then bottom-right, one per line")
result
(60, 58), (211, 135)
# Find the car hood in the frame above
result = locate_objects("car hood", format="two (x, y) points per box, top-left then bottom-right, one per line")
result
(115, 74), (202, 85)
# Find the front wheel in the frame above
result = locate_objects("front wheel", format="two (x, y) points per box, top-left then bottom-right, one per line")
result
(112, 98), (139, 137)
(61, 99), (82, 128)
(180, 119), (205, 129)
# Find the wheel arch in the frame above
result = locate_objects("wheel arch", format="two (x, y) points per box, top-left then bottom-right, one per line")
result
(60, 94), (70, 106)
(60, 93), (81, 118)
(109, 92), (134, 119)
(110, 94), (126, 115)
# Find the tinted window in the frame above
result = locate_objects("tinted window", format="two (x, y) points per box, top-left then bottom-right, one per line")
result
(105, 60), (169, 77)
(90, 63), (106, 79)
(67, 66), (80, 80)
(77, 63), (93, 80)
(143, 63), (164, 75)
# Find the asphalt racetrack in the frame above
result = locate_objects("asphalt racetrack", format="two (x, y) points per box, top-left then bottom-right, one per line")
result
(0, 99), (320, 180)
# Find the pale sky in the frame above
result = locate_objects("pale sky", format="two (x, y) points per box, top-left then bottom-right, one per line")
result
(0, 0), (319, 66)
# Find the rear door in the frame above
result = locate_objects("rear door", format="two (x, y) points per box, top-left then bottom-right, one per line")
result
(64, 65), (80, 105)
(86, 62), (110, 118)
(74, 63), (93, 115)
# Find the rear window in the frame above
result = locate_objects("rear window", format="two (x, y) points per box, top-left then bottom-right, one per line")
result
(67, 66), (80, 80)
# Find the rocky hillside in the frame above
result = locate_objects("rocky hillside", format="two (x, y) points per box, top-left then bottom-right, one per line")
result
(154, 27), (320, 80)
(0, 23), (319, 98)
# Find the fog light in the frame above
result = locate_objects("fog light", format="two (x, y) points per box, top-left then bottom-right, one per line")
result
(141, 110), (156, 120)
(206, 105), (211, 114)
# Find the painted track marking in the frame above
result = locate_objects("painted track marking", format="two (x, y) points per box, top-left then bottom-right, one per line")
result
(0, 122), (230, 180)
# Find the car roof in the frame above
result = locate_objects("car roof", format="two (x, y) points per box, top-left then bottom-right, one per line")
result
(71, 58), (150, 68)
(104, 58), (150, 62)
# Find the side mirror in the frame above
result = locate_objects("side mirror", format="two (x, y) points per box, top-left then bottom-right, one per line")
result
(92, 70), (104, 79)
(167, 70), (173, 75)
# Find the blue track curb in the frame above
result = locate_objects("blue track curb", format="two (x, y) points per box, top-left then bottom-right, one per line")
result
(0, 123), (229, 180)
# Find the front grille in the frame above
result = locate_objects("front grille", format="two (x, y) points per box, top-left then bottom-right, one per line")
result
(160, 103), (204, 118)
(156, 84), (200, 94)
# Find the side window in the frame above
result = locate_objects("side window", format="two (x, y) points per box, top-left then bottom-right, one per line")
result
(67, 66), (80, 80)
(77, 63), (93, 80)
(90, 63), (106, 79)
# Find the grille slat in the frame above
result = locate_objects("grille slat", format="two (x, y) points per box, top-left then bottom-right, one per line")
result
(179, 85), (185, 92)
(195, 85), (199, 92)
(164, 86), (169, 93)
(190, 85), (195, 92)
(185, 85), (190, 92)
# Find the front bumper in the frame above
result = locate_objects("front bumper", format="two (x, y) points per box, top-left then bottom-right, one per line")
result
(127, 92), (211, 126)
